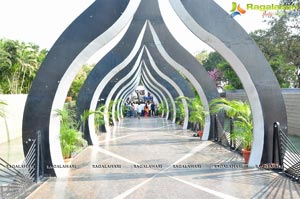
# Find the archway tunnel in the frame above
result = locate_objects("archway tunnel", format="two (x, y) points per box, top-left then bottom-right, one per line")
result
(22, 0), (287, 177)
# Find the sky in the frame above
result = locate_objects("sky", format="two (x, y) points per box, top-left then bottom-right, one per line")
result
(0, 0), (280, 57)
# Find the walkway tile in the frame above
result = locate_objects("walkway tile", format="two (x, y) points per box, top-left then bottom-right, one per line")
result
(26, 118), (300, 199)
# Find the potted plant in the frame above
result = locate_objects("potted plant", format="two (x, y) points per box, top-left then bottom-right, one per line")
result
(157, 102), (167, 117)
(188, 96), (207, 140)
(209, 98), (253, 164)
(94, 105), (106, 133)
(55, 106), (87, 159)
(175, 96), (186, 126)
(232, 119), (253, 164)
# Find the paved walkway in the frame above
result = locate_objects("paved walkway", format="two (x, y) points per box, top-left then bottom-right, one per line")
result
(27, 117), (300, 199)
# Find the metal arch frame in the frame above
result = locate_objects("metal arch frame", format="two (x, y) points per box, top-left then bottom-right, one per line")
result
(142, 61), (177, 123)
(117, 85), (141, 119)
(103, 47), (182, 123)
(76, 1), (154, 145)
(147, 21), (215, 140)
(142, 25), (195, 102)
(144, 46), (189, 129)
(105, 34), (188, 126)
(112, 53), (182, 123)
(115, 72), (142, 121)
(22, 0), (140, 177)
(142, 64), (173, 121)
(116, 85), (139, 120)
(117, 75), (143, 119)
(142, 67), (174, 120)
(112, 32), (195, 127)
(169, 0), (287, 166)
(140, 77), (166, 118)
(106, 57), (144, 125)
(118, 83), (162, 119)
(86, 23), (147, 144)
(90, 49), (142, 131)
(85, 0), (219, 141)
(141, 72), (169, 119)
(22, 0), (287, 177)
(50, 1), (142, 177)
(109, 66), (142, 124)
(142, 53), (183, 123)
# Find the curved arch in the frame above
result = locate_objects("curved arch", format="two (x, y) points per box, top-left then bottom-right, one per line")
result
(140, 80), (165, 117)
(144, 46), (189, 129)
(169, 0), (287, 166)
(141, 74), (169, 119)
(85, 23), (147, 145)
(142, 71), (170, 120)
(142, 61), (177, 123)
(107, 59), (143, 125)
(147, 21), (214, 140)
(22, 0), (138, 177)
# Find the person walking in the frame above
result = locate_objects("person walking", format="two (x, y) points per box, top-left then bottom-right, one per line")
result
(150, 102), (155, 117)
(144, 104), (149, 117)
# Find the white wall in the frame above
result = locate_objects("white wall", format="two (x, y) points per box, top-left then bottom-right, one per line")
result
(0, 94), (27, 144)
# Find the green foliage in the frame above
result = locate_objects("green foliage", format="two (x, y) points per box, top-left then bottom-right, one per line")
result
(55, 106), (87, 159)
(102, 99), (122, 125)
(232, 119), (253, 151)
(197, 14), (300, 89)
(0, 38), (47, 93)
(167, 98), (173, 120)
(209, 98), (253, 150)
(122, 104), (130, 116)
(188, 96), (207, 130)
(195, 50), (209, 65)
(68, 64), (93, 100)
(79, 109), (94, 133)
(79, 107), (106, 133)
(217, 62), (243, 89)
(199, 51), (243, 90)
(59, 126), (86, 159)
(94, 105), (105, 131)
(175, 96), (186, 125)
(157, 102), (167, 116)
(177, 96), (207, 130)
(250, 15), (300, 88)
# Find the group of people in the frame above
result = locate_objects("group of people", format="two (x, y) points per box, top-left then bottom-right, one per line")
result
(126, 101), (156, 119)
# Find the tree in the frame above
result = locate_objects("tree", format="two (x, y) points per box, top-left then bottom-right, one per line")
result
(201, 51), (225, 71)
(68, 64), (93, 100)
(0, 38), (47, 93)
(195, 50), (209, 65)
(250, 15), (299, 88)
(197, 10), (300, 89)
(199, 51), (243, 90)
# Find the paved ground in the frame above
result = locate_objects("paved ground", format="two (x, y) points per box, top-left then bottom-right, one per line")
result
(26, 117), (300, 199)
(0, 137), (24, 164)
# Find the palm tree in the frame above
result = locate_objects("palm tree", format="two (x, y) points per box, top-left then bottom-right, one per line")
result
(175, 96), (186, 125)
(0, 39), (47, 94)
(209, 98), (253, 150)
(188, 96), (207, 132)
(55, 106), (87, 158)
(94, 105), (106, 132)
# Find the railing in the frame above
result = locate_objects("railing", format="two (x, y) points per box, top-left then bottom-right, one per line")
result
(273, 122), (300, 182)
(212, 115), (242, 151)
(0, 131), (43, 198)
